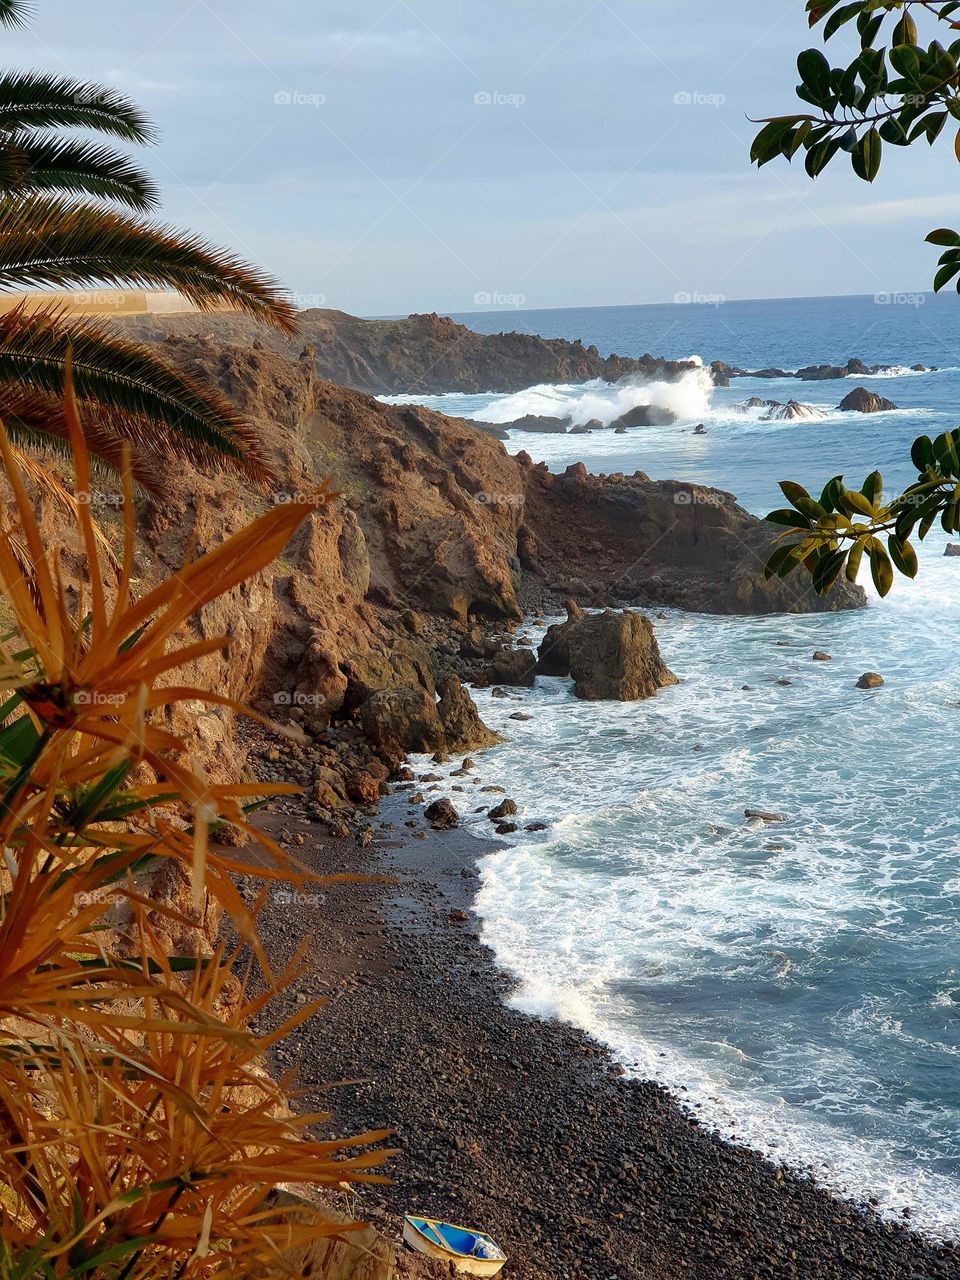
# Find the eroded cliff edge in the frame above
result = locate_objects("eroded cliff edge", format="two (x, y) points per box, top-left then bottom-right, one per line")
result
(87, 334), (862, 817)
(113, 308), (700, 395)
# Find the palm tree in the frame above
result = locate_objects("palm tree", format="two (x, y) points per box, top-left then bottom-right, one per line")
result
(0, 0), (296, 485)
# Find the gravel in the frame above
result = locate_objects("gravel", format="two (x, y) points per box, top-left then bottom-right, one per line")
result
(246, 800), (960, 1280)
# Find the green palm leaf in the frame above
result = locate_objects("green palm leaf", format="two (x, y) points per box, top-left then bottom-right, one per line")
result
(0, 133), (158, 210)
(0, 0), (29, 29)
(0, 194), (296, 332)
(0, 71), (155, 143)
(0, 305), (275, 482)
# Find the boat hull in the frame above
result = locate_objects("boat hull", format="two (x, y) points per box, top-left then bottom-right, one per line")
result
(402, 1219), (506, 1276)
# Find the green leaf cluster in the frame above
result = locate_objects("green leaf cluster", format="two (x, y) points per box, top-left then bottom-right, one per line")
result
(752, 2), (960, 291)
(764, 429), (960, 594)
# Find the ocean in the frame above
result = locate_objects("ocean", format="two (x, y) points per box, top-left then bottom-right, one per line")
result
(381, 293), (960, 1236)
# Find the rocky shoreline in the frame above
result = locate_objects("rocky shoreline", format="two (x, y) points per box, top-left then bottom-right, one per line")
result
(99, 313), (958, 1276)
(248, 797), (960, 1280)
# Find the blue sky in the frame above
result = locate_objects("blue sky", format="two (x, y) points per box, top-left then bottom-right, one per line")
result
(11, 1), (960, 314)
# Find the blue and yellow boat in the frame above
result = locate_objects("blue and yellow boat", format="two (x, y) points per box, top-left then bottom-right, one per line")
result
(402, 1214), (507, 1275)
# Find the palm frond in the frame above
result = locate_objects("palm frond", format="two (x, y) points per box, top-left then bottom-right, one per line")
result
(0, 305), (277, 482)
(0, 195), (296, 332)
(0, 0), (30, 29)
(0, 70), (154, 142)
(0, 386), (162, 488)
(0, 133), (159, 211)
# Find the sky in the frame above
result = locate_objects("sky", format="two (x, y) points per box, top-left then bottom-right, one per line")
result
(9, 0), (960, 315)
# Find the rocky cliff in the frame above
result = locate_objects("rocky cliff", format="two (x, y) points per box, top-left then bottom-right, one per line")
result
(94, 335), (864, 814)
(113, 309), (699, 395)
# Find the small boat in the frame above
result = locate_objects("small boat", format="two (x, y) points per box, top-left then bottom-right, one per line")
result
(402, 1214), (507, 1276)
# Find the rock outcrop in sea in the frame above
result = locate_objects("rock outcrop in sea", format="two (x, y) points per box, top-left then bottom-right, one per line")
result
(713, 356), (933, 385)
(537, 605), (678, 700)
(838, 386), (898, 413)
(518, 459), (865, 616)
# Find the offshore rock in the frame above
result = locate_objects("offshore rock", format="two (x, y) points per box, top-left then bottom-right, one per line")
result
(838, 386), (898, 413)
(537, 608), (678, 701)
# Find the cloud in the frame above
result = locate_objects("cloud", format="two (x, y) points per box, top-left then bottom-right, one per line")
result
(7, 0), (952, 311)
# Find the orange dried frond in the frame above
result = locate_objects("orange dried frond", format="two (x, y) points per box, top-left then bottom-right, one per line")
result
(0, 378), (387, 1277)
(0, 916), (391, 1271)
(0, 373), (328, 902)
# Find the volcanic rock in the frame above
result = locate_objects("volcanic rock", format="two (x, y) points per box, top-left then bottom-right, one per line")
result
(735, 397), (780, 412)
(608, 403), (677, 429)
(796, 362), (850, 380)
(436, 675), (501, 752)
(838, 387), (897, 413)
(424, 798), (459, 829)
(504, 414), (570, 433)
(537, 608), (678, 701)
(520, 461), (866, 614)
(489, 799), (518, 820)
(489, 647), (537, 687)
(468, 420), (510, 439)
(760, 400), (824, 421)
(359, 686), (444, 762)
(116, 307), (703, 396)
(856, 672), (884, 689)
(745, 809), (786, 822)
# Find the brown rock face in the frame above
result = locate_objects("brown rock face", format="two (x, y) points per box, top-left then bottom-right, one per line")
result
(856, 671), (884, 689)
(116, 335), (522, 777)
(359, 686), (444, 763)
(608, 403), (677, 429)
(357, 678), (499, 765)
(505, 414), (569, 433)
(489, 647), (537, 687)
(424, 797), (459, 829)
(73, 326), (865, 815)
(436, 675), (501, 751)
(537, 609), (677, 700)
(519, 460), (866, 616)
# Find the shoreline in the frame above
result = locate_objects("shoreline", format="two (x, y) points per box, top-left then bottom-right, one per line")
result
(252, 799), (960, 1280)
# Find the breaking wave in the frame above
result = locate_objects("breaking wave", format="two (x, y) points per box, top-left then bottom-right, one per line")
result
(469, 366), (714, 427)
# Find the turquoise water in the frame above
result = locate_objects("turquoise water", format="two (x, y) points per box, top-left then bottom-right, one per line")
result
(395, 295), (960, 1234)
